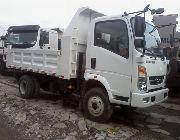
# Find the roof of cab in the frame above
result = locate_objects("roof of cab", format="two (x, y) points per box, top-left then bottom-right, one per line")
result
(8, 25), (40, 32)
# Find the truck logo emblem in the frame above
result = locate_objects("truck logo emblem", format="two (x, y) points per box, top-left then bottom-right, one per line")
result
(146, 60), (155, 64)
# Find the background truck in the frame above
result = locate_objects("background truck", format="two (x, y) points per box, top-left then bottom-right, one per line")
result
(153, 15), (180, 90)
(0, 36), (6, 73)
(5, 5), (169, 122)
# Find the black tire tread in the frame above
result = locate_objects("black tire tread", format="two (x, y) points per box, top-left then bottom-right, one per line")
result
(82, 88), (113, 123)
(19, 75), (34, 99)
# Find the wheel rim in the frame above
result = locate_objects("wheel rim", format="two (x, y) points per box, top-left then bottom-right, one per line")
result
(88, 96), (104, 117)
(20, 80), (27, 95)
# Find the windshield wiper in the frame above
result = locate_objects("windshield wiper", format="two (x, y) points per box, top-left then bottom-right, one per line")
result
(149, 26), (158, 34)
(23, 42), (30, 44)
(145, 47), (157, 59)
(5, 41), (13, 45)
(22, 42), (32, 46)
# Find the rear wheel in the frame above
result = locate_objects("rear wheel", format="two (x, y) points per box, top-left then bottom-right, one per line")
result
(0, 58), (6, 75)
(82, 88), (113, 122)
(19, 75), (35, 99)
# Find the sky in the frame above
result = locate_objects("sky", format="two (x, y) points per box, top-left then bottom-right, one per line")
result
(0, 0), (180, 35)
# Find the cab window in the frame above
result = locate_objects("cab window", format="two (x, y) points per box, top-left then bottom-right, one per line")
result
(94, 20), (129, 59)
(40, 30), (49, 44)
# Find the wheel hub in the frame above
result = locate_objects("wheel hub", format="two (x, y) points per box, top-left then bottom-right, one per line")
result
(88, 96), (104, 117)
(92, 103), (98, 110)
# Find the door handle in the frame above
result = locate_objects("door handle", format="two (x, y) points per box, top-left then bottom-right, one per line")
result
(91, 58), (96, 69)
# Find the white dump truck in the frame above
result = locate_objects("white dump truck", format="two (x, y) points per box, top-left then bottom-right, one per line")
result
(5, 5), (169, 122)
(0, 36), (6, 73)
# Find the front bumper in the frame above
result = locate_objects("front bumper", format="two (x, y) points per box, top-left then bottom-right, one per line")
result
(131, 88), (169, 108)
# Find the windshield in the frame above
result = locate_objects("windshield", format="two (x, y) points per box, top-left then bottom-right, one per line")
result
(144, 23), (163, 57)
(131, 18), (163, 57)
(7, 31), (38, 45)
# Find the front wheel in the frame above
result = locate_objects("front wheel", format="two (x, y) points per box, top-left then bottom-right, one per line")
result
(82, 88), (113, 123)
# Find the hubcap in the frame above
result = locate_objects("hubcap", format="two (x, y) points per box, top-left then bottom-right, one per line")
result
(88, 96), (104, 117)
(20, 80), (27, 95)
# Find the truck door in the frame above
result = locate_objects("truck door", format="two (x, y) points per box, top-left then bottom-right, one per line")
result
(87, 19), (132, 105)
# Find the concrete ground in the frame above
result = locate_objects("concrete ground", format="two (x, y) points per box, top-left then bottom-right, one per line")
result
(0, 74), (179, 140)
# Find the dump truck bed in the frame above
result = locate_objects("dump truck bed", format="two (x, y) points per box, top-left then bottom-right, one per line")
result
(5, 7), (104, 79)
(6, 49), (62, 77)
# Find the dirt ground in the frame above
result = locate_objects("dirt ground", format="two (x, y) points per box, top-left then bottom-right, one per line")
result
(0, 74), (179, 140)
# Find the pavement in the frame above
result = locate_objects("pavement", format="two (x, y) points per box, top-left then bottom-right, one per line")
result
(0, 74), (180, 140)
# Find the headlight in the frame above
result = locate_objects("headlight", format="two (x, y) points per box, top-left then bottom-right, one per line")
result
(138, 66), (147, 91)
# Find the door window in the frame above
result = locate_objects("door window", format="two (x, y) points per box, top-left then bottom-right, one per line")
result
(94, 20), (129, 59)
(40, 30), (49, 44)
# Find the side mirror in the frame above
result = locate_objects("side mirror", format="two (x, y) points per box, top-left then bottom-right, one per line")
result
(39, 38), (44, 47)
(151, 8), (164, 15)
(1, 36), (6, 40)
(155, 8), (164, 14)
(39, 33), (45, 47)
(135, 16), (146, 37)
(39, 31), (49, 47)
(134, 39), (145, 48)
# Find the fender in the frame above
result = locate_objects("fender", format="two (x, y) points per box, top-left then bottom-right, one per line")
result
(84, 72), (113, 100)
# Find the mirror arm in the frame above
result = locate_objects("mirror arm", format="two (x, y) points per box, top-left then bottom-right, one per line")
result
(123, 4), (150, 17)
(140, 39), (145, 57)
(123, 10), (144, 17)
(124, 4), (164, 17)
(141, 12), (146, 57)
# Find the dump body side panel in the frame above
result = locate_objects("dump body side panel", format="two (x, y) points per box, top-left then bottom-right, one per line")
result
(6, 49), (62, 77)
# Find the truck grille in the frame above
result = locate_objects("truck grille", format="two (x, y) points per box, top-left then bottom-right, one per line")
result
(149, 76), (164, 85)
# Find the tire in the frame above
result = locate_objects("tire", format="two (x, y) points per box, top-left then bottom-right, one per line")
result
(14, 74), (20, 82)
(19, 75), (35, 99)
(0, 59), (6, 75)
(32, 77), (40, 97)
(82, 88), (113, 123)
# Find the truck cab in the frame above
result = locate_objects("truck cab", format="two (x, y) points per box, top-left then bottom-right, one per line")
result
(6, 25), (63, 51)
(84, 15), (168, 110)
(0, 36), (6, 73)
